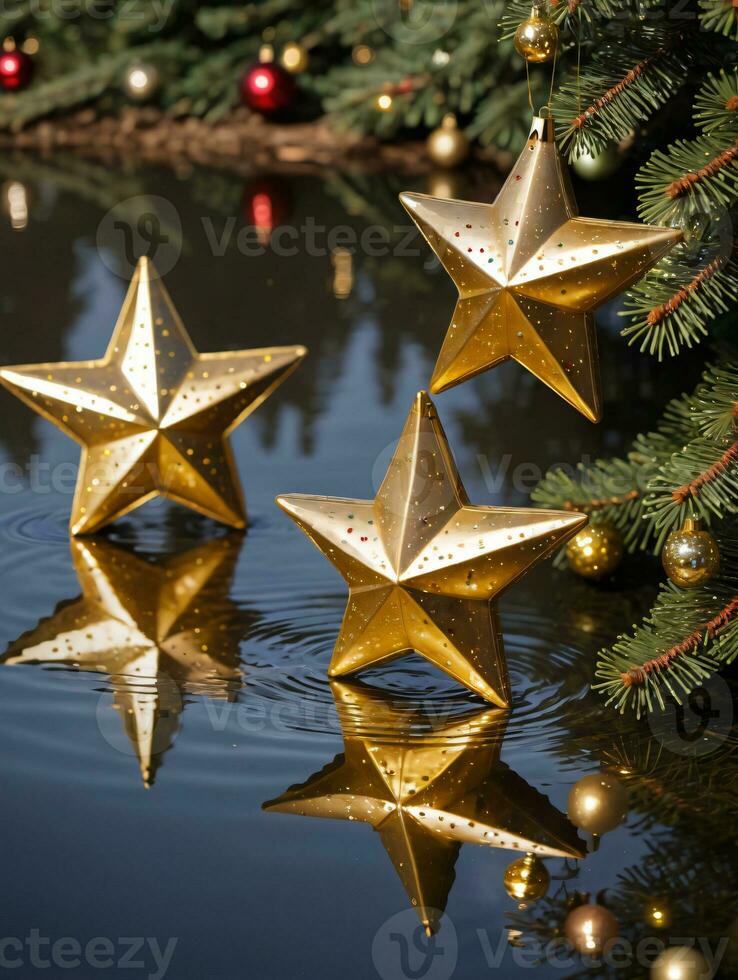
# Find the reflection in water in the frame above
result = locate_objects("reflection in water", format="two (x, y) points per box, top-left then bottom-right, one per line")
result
(264, 680), (585, 934)
(2, 534), (248, 785)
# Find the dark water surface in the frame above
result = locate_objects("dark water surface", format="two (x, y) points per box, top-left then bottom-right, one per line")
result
(0, 158), (734, 979)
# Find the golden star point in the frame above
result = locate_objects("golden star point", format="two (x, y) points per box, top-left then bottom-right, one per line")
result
(400, 116), (682, 421)
(277, 390), (586, 703)
(0, 256), (307, 533)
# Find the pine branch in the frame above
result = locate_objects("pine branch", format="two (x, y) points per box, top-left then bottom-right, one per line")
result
(551, 29), (691, 158)
(594, 534), (738, 716)
(699, 0), (738, 41)
(195, 0), (304, 39)
(694, 68), (738, 134)
(620, 249), (738, 358)
(646, 435), (738, 541)
(688, 358), (738, 438)
(637, 132), (738, 224)
(531, 430), (679, 552)
(533, 356), (738, 549)
(0, 42), (189, 130)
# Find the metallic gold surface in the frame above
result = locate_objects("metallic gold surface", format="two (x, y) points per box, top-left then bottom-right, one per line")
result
(277, 390), (587, 704)
(1, 535), (244, 786)
(566, 771), (628, 836)
(662, 517), (720, 589)
(513, 8), (559, 63)
(264, 681), (585, 933)
(0, 257), (306, 533)
(400, 116), (682, 421)
(565, 523), (623, 580)
(503, 853), (550, 903)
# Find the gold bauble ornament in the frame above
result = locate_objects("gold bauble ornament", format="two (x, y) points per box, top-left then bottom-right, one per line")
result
(427, 114), (470, 169)
(566, 523), (623, 580)
(503, 854), (550, 904)
(650, 946), (708, 980)
(401, 114), (681, 420)
(280, 41), (309, 74)
(564, 903), (619, 956)
(572, 145), (622, 181)
(567, 772), (628, 836)
(644, 899), (671, 930)
(352, 44), (374, 65)
(277, 390), (587, 704)
(0, 257), (307, 534)
(662, 517), (720, 589)
(122, 62), (160, 101)
(514, 5), (558, 63)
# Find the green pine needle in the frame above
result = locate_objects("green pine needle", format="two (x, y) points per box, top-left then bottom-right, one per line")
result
(594, 533), (738, 718)
(620, 250), (737, 359)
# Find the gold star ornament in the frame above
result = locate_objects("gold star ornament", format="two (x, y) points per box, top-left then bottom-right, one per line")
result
(0, 257), (307, 533)
(401, 114), (682, 422)
(2, 535), (245, 786)
(264, 681), (585, 934)
(277, 391), (587, 705)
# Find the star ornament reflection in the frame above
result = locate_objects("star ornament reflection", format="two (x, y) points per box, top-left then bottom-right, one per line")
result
(277, 391), (587, 705)
(1, 535), (245, 786)
(0, 257), (307, 533)
(264, 681), (585, 934)
(401, 115), (682, 422)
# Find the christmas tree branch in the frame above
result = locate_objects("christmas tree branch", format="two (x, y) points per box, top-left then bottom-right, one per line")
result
(637, 133), (738, 224)
(552, 28), (691, 157)
(594, 534), (738, 716)
(620, 250), (737, 358)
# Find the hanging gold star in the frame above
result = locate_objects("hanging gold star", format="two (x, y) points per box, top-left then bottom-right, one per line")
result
(0, 257), (307, 533)
(2, 535), (245, 786)
(264, 681), (585, 934)
(277, 390), (586, 705)
(401, 115), (681, 422)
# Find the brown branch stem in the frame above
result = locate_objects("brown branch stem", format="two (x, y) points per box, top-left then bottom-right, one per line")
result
(563, 490), (640, 513)
(621, 596), (738, 687)
(666, 141), (738, 199)
(672, 440), (738, 502)
(571, 42), (675, 130)
(646, 256), (725, 327)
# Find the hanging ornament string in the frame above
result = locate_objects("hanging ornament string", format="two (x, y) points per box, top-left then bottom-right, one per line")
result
(576, 5), (583, 118)
(545, 23), (558, 116)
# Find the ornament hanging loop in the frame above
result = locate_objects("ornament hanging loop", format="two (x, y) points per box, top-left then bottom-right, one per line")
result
(529, 112), (556, 142)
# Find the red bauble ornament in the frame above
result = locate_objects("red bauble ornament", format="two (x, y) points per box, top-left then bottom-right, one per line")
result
(240, 62), (295, 115)
(0, 49), (33, 91)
